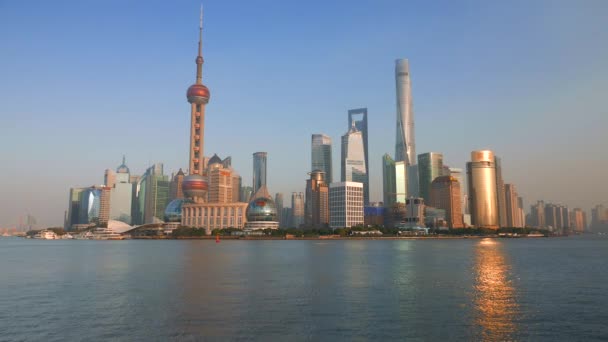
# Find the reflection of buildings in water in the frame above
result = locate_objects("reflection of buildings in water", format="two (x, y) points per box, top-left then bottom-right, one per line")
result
(344, 241), (369, 289)
(474, 238), (518, 341)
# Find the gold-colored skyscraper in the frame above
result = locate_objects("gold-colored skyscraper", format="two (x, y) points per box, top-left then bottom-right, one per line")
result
(467, 150), (499, 229)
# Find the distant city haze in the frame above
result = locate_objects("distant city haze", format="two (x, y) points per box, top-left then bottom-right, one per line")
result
(1, 1), (607, 227)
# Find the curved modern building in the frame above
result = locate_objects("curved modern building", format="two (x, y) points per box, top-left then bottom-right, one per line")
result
(395, 59), (415, 165)
(466, 150), (499, 229)
(164, 198), (186, 223)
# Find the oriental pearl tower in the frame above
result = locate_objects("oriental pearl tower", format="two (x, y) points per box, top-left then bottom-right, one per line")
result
(182, 7), (210, 204)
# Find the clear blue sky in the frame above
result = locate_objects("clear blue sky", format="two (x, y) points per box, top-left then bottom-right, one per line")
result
(1, 0), (607, 227)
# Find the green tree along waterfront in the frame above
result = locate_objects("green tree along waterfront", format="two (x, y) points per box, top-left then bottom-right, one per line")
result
(167, 226), (554, 239)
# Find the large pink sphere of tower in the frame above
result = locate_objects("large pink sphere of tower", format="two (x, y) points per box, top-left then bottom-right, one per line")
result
(187, 84), (210, 104)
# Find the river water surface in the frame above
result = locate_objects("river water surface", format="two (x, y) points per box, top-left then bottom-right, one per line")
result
(1, 236), (606, 341)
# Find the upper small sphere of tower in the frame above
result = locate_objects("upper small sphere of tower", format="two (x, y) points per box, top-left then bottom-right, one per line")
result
(187, 84), (210, 104)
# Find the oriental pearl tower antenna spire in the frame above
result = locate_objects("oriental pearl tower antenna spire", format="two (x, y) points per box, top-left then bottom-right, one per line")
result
(196, 4), (203, 84)
(183, 5), (211, 204)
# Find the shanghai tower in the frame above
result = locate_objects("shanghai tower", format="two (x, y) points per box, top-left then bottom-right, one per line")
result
(395, 59), (415, 165)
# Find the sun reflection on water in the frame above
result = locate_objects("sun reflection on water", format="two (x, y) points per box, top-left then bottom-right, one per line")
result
(474, 238), (519, 341)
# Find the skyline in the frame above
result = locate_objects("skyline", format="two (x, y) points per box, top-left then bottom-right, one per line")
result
(1, 1), (607, 227)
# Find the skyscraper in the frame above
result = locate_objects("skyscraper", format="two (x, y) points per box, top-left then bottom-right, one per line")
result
(348, 109), (369, 205)
(169, 169), (185, 201)
(495, 156), (507, 228)
(383, 158), (411, 204)
(341, 122), (369, 205)
(530, 200), (545, 228)
(348, 108), (368, 169)
(430, 176), (464, 229)
(142, 163), (170, 224)
(275, 193), (284, 227)
(104, 169), (116, 188)
(467, 150), (499, 229)
(79, 186), (111, 226)
(407, 165), (419, 198)
(182, 7), (211, 204)
(206, 154), (236, 203)
(395, 59), (415, 165)
(591, 204), (608, 232)
(305, 170), (329, 228)
(395, 161), (408, 203)
(505, 184), (522, 228)
(518, 196), (525, 228)
(571, 208), (586, 233)
(417, 152), (444, 203)
(291, 192), (305, 228)
(66, 187), (86, 230)
(544, 203), (566, 231)
(311, 134), (333, 184)
(252, 152), (267, 195)
(232, 174), (242, 204)
(382, 154), (396, 207)
(449, 167), (466, 217)
(109, 157), (133, 224)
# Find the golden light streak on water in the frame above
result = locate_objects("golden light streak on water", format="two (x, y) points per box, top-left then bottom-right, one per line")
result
(474, 238), (519, 341)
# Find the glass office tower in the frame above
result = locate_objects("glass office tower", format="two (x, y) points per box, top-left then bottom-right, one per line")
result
(382, 154), (396, 207)
(311, 134), (333, 184)
(417, 152), (444, 203)
(252, 152), (267, 195)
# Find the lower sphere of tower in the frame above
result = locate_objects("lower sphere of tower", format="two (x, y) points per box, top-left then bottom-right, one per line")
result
(182, 174), (208, 200)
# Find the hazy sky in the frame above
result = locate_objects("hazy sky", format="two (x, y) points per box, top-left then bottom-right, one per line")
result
(1, 0), (607, 227)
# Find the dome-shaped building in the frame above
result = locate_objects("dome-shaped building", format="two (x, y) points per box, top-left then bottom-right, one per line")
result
(246, 197), (278, 222)
(164, 198), (187, 223)
(244, 185), (279, 231)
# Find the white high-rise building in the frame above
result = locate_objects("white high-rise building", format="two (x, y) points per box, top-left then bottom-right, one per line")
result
(329, 182), (364, 229)
(395, 59), (415, 165)
(109, 157), (133, 224)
